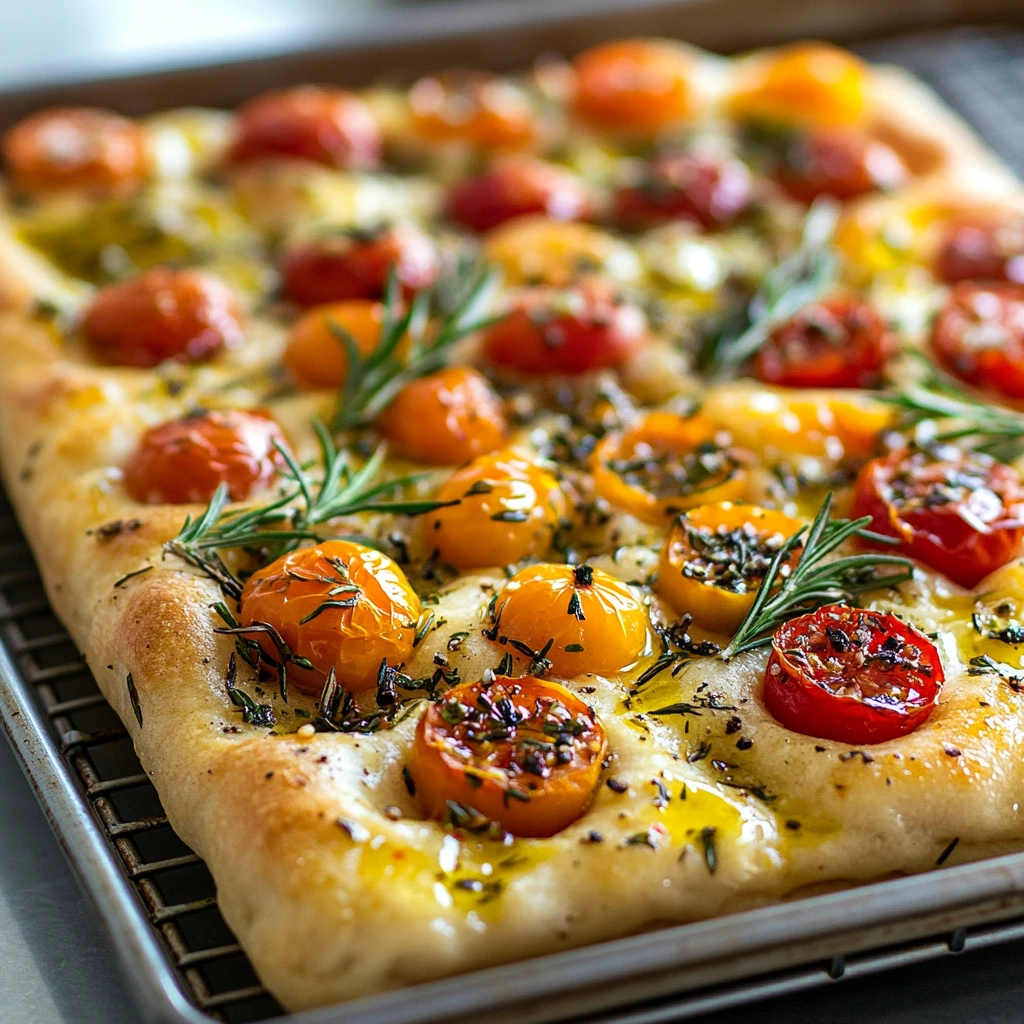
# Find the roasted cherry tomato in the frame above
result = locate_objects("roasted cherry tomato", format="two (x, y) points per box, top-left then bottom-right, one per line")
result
(851, 446), (1024, 589)
(763, 605), (944, 744)
(484, 216), (638, 288)
(447, 157), (591, 234)
(124, 410), (285, 505)
(425, 451), (565, 569)
(657, 503), (803, 633)
(482, 282), (646, 376)
(754, 295), (893, 389)
(378, 366), (507, 465)
(408, 72), (537, 150)
(775, 128), (908, 204)
(592, 412), (747, 523)
(2, 106), (148, 194)
(238, 540), (420, 694)
(729, 44), (868, 127)
(411, 677), (607, 837)
(934, 214), (1024, 285)
(931, 283), (1024, 399)
(83, 268), (243, 368)
(613, 153), (753, 232)
(227, 87), (381, 170)
(490, 563), (648, 677)
(572, 39), (692, 137)
(284, 299), (392, 389)
(281, 224), (439, 306)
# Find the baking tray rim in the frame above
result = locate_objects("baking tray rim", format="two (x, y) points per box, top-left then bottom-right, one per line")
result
(2, 2), (1024, 1022)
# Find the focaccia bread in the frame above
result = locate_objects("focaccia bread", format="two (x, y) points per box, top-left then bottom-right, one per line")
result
(2, 38), (1024, 1013)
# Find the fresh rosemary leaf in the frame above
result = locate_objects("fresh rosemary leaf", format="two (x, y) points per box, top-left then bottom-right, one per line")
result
(721, 492), (914, 660)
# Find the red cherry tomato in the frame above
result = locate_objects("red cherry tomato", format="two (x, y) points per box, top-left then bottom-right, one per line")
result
(83, 268), (243, 368)
(934, 215), (1024, 285)
(2, 106), (148, 194)
(851, 446), (1024, 588)
(755, 295), (893, 389)
(124, 410), (285, 504)
(447, 157), (591, 233)
(228, 87), (381, 170)
(763, 605), (944, 745)
(931, 283), (1024, 399)
(483, 283), (646, 375)
(613, 153), (753, 231)
(281, 224), (439, 306)
(776, 128), (908, 204)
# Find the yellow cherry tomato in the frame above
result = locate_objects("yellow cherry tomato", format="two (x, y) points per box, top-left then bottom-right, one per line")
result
(425, 450), (566, 569)
(729, 43), (868, 127)
(591, 412), (748, 524)
(484, 215), (640, 287)
(285, 299), (389, 389)
(656, 502), (804, 633)
(490, 563), (648, 677)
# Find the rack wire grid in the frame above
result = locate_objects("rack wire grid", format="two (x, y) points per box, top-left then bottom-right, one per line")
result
(2, 20), (1024, 1024)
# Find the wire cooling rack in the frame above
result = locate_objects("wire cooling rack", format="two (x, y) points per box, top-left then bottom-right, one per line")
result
(2, 21), (1024, 1024)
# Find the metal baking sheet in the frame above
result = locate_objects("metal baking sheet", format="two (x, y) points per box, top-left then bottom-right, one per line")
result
(2, 5), (1024, 1023)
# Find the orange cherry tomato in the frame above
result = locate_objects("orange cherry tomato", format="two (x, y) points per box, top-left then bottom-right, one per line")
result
(934, 214), (1024, 285)
(482, 282), (647, 376)
(280, 224), (439, 307)
(408, 72), (537, 150)
(490, 563), (648, 678)
(775, 128), (908, 204)
(124, 410), (286, 505)
(2, 106), (148, 194)
(228, 87), (381, 170)
(411, 677), (607, 837)
(425, 451), (566, 569)
(931, 283), (1024, 399)
(83, 268), (243, 368)
(377, 366), (507, 465)
(238, 540), (420, 694)
(613, 153), (753, 232)
(572, 39), (692, 137)
(591, 413), (747, 524)
(729, 43), (868, 127)
(284, 299), (390, 390)
(657, 502), (803, 633)
(754, 295), (894, 389)
(447, 156), (591, 233)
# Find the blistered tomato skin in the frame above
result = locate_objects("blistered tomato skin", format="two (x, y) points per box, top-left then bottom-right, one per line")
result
(851, 447), (1024, 589)
(2, 107), (148, 194)
(935, 216), (1024, 285)
(572, 39), (692, 137)
(124, 411), (286, 505)
(447, 157), (591, 233)
(238, 540), (420, 694)
(284, 299), (388, 390)
(755, 295), (893, 389)
(228, 87), (381, 170)
(657, 503), (804, 633)
(281, 224), (439, 306)
(775, 129), (908, 204)
(763, 605), (944, 745)
(83, 268), (244, 368)
(613, 154), (753, 232)
(931, 283), (1024, 399)
(591, 412), (747, 523)
(377, 367), (507, 465)
(425, 451), (566, 569)
(411, 677), (607, 837)
(490, 563), (648, 677)
(482, 283), (647, 376)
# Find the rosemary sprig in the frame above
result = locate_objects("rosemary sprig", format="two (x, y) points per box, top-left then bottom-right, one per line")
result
(166, 420), (455, 597)
(701, 198), (839, 373)
(885, 358), (1024, 464)
(721, 493), (914, 660)
(332, 260), (498, 432)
